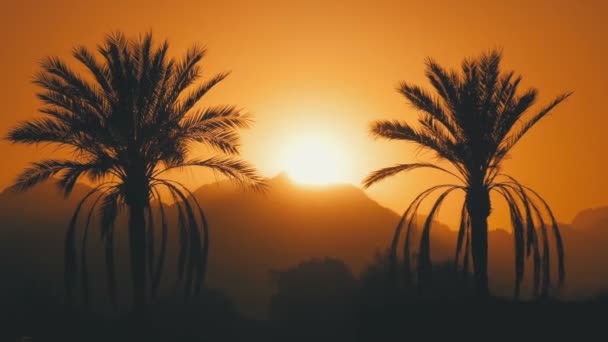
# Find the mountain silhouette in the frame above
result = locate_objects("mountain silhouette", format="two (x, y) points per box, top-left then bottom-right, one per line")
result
(1, 176), (608, 318)
(572, 207), (608, 230)
(188, 173), (405, 317)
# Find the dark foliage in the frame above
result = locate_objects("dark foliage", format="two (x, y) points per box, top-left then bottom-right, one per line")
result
(364, 50), (571, 298)
(6, 32), (265, 311)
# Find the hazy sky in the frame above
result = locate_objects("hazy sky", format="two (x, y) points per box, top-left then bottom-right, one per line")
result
(1, 0), (606, 227)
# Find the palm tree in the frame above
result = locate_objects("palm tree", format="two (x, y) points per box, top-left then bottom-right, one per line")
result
(363, 50), (571, 299)
(6, 32), (265, 312)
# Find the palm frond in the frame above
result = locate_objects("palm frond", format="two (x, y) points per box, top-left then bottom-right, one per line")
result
(146, 205), (156, 292)
(493, 88), (537, 142)
(180, 105), (252, 131)
(38, 57), (107, 112)
(494, 174), (566, 296)
(175, 72), (230, 117)
(493, 185), (526, 298)
(157, 181), (201, 297)
(63, 184), (112, 307)
(496, 92), (572, 163)
(398, 82), (460, 140)
(150, 188), (168, 297)
(417, 186), (461, 290)
(388, 184), (461, 288)
(424, 57), (461, 116)
(7, 118), (74, 145)
(9, 160), (100, 193)
(57, 160), (113, 196)
(369, 120), (458, 163)
(79, 190), (111, 309)
(178, 106), (252, 155)
(161, 179), (209, 294)
(156, 156), (266, 191)
(170, 45), (206, 100)
(363, 162), (462, 188)
(73, 46), (113, 95)
(479, 50), (502, 113)
(184, 128), (242, 155)
(172, 196), (188, 282)
(99, 189), (120, 310)
(505, 177), (565, 286)
(454, 202), (469, 269)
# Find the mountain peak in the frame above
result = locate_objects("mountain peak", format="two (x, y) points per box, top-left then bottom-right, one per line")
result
(572, 206), (608, 229)
(270, 171), (294, 184)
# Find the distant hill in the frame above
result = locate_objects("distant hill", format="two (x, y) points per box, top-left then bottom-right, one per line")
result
(1, 176), (608, 317)
(185, 173), (442, 316)
(572, 206), (608, 230)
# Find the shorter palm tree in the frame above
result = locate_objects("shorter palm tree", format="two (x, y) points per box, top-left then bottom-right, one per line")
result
(364, 50), (570, 298)
(6, 32), (265, 311)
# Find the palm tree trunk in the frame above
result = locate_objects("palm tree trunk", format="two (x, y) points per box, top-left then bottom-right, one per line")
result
(126, 162), (149, 313)
(128, 200), (147, 312)
(466, 185), (491, 298)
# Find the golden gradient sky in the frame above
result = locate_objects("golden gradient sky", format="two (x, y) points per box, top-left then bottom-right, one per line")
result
(0, 0), (606, 228)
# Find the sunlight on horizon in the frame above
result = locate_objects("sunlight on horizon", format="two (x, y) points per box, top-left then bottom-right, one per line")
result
(279, 134), (351, 186)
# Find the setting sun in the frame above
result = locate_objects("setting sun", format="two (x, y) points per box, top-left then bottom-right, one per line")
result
(281, 135), (348, 185)
(1, 1), (607, 338)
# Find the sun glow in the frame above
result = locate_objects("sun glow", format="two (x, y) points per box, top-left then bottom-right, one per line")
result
(281, 135), (349, 185)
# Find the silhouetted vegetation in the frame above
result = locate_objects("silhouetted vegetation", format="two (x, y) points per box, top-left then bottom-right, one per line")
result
(1, 28), (602, 341)
(268, 257), (358, 341)
(5, 32), (264, 312)
(2, 249), (607, 341)
(364, 50), (571, 298)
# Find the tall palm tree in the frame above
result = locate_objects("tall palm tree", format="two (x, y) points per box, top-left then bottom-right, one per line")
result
(6, 32), (265, 312)
(363, 50), (571, 298)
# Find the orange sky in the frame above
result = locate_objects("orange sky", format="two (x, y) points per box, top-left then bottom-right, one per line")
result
(0, 0), (606, 228)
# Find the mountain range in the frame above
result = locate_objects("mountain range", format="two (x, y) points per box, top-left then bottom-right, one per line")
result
(1, 173), (607, 317)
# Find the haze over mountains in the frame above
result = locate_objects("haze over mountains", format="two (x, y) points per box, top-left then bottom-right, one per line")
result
(1, 174), (607, 317)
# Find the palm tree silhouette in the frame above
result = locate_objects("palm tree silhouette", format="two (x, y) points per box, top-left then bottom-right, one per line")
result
(6, 32), (265, 312)
(363, 50), (571, 298)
